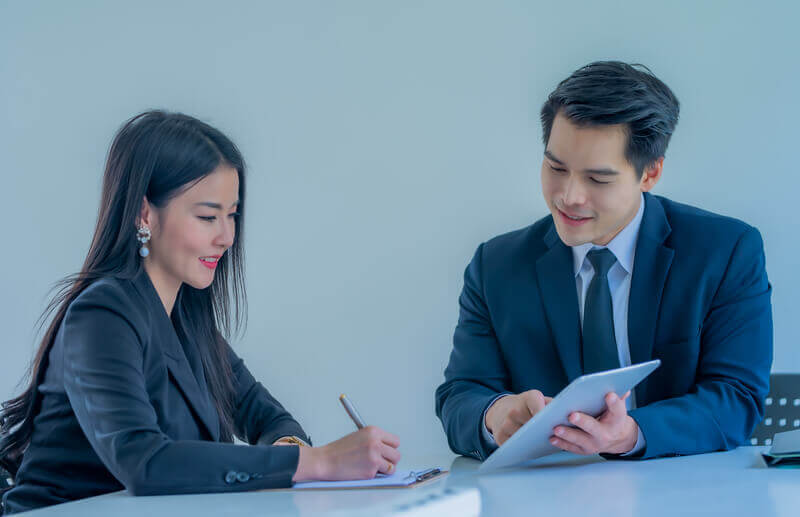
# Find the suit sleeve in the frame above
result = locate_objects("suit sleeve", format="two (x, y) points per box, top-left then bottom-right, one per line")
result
(226, 343), (311, 446)
(62, 296), (301, 496)
(627, 226), (773, 459)
(435, 244), (513, 460)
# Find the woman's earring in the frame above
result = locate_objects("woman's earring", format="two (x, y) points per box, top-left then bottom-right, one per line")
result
(137, 225), (151, 258)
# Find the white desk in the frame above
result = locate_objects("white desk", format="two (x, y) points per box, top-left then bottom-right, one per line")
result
(21, 447), (799, 516)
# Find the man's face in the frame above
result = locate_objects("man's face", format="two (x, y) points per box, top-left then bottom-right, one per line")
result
(541, 113), (655, 247)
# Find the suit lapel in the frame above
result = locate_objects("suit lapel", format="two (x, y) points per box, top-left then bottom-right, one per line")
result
(133, 271), (221, 441)
(162, 337), (221, 442)
(536, 223), (583, 382)
(628, 194), (674, 398)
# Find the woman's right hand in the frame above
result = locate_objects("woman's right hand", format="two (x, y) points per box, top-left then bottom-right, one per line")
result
(292, 426), (401, 482)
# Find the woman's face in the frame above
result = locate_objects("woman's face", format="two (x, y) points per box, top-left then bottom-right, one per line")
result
(143, 165), (240, 293)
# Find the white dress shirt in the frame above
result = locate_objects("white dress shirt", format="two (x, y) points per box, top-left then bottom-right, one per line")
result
(483, 194), (646, 455)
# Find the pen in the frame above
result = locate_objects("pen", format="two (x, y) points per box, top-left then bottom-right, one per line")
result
(339, 394), (366, 429)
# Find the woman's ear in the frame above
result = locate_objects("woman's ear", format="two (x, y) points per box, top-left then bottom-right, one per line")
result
(138, 196), (153, 229)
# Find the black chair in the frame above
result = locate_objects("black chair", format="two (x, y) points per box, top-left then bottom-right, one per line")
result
(750, 373), (800, 446)
(0, 466), (10, 490)
(0, 467), (9, 516)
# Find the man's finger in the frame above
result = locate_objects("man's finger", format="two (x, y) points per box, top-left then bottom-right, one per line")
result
(495, 431), (509, 446)
(553, 425), (595, 453)
(507, 407), (532, 426)
(604, 392), (628, 419)
(523, 390), (546, 415)
(567, 412), (602, 437)
(496, 424), (519, 445)
(550, 435), (589, 455)
(498, 420), (523, 442)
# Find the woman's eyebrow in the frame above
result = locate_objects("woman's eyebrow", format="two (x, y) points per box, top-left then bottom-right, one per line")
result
(193, 200), (240, 209)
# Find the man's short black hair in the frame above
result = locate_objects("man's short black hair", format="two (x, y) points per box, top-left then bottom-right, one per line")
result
(540, 61), (680, 177)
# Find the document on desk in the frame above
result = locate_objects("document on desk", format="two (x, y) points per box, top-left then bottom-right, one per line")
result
(292, 468), (447, 490)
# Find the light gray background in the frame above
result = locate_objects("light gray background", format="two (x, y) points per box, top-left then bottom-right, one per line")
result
(2, 0), (798, 457)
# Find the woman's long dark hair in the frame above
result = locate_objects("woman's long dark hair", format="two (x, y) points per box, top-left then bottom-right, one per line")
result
(0, 111), (247, 481)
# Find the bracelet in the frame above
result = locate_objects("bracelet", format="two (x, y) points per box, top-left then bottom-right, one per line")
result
(277, 436), (308, 447)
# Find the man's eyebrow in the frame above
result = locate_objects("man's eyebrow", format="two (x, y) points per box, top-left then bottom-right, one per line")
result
(194, 200), (240, 209)
(584, 167), (620, 176)
(544, 150), (565, 165)
(545, 150), (620, 176)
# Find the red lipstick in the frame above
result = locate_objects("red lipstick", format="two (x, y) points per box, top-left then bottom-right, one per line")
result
(199, 255), (221, 270)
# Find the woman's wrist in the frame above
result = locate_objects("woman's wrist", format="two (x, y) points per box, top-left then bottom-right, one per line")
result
(293, 445), (327, 482)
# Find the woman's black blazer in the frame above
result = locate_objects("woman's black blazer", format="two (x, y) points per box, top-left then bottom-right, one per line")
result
(3, 270), (310, 514)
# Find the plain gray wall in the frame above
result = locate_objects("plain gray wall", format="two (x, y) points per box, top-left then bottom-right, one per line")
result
(2, 0), (798, 458)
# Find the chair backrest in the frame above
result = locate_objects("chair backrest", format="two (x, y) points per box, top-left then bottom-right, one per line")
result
(750, 373), (800, 446)
(0, 466), (10, 490)
(0, 467), (9, 517)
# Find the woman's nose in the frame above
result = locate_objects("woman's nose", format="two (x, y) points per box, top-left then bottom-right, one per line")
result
(216, 219), (235, 248)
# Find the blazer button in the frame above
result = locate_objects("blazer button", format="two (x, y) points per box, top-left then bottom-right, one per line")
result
(225, 471), (238, 484)
(236, 472), (251, 483)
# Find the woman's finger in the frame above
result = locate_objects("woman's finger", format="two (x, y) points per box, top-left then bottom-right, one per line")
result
(381, 442), (402, 466)
(377, 460), (395, 475)
(379, 429), (401, 449)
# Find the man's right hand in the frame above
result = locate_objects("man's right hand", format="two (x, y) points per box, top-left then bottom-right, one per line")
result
(485, 390), (552, 446)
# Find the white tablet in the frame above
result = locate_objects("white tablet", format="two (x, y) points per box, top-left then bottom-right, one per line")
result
(478, 359), (661, 472)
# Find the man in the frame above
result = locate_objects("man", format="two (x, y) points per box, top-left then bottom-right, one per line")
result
(435, 61), (772, 461)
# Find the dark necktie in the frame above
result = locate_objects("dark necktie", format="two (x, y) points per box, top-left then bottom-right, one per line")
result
(582, 248), (621, 374)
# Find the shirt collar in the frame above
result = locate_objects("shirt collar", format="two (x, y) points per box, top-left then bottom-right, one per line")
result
(571, 193), (645, 277)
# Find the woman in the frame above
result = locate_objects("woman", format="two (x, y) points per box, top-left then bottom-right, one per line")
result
(0, 111), (400, 514)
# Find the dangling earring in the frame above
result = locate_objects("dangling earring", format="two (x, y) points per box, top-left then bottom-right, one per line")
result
(137, 225), (151, 258)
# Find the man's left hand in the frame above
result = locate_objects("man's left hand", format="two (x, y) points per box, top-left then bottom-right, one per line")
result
(549, 391), (638, 455)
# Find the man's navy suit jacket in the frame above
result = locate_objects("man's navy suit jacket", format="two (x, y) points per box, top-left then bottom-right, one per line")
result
(3, 269), (309, 514)
(435, 193), (773, 461)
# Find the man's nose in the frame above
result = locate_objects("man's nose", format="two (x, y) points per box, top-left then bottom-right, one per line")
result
(562, 174), (587, 207)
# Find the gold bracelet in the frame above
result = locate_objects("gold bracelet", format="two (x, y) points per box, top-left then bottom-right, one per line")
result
(278, 436), (308, 447)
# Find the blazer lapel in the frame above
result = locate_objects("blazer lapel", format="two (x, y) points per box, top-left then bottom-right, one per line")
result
(132, 270), (221, 441)
(628, 194), (674, 396)
(162, 336), (221, 442)
(536, 223), (583, 382)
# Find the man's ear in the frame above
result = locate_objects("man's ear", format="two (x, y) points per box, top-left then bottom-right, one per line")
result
(640, 157), (664, 193)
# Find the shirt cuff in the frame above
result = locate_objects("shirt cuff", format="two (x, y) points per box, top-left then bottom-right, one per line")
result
(481, 394), (511, 450)
(620, 426), (646, 456)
